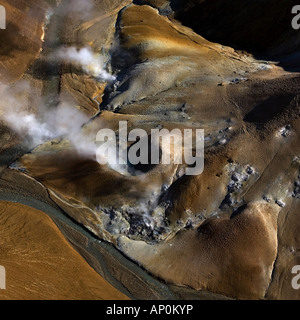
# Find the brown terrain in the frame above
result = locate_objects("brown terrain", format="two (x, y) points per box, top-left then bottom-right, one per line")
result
(0, 0), (300, 300)
(0, 201), (129, 300)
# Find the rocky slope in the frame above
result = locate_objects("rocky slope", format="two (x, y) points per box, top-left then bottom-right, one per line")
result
(0, 201), (129, 300)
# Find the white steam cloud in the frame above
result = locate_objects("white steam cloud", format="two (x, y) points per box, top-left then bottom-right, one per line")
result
(0, 81), (95, 155)
(0, 44), (116, 149)
(0, 80), (128, 175)
(54, 46), (116, 82)
(0, 44), (123, 173)
(56, 0), (95, 19)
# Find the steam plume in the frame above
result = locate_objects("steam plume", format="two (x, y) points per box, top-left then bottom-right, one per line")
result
(0, 81), (91, 151)
(54, 46), (116, 81)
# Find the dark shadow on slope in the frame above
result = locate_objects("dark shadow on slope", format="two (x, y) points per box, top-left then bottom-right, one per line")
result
(132, 0), (300, 71)
(170, 0), (299, 56)
(0, 23), (31, 58)
(127, 135), (162, 175)
(244, 95), (296, 124)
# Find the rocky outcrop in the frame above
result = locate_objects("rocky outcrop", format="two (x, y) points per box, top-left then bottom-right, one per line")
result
(0, 0), (47, 82)
(119, 202), (279, 299)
